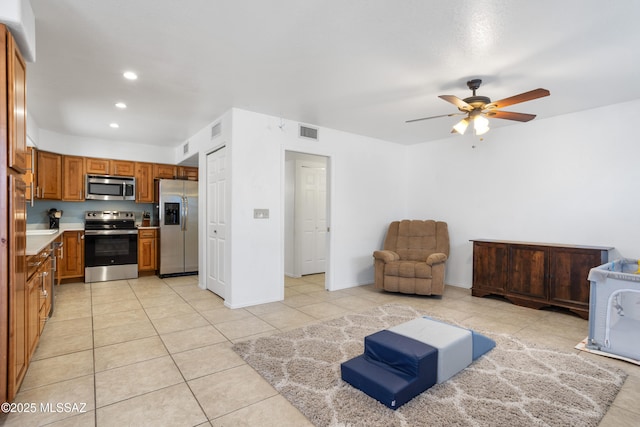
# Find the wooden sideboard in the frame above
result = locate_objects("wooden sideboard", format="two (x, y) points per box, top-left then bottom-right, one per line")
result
(471, 239), (613, 319)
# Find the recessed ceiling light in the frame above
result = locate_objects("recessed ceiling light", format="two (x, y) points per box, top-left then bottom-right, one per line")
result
(123, 71), (138, 80)
(110, 123), (119, 128)
(115, 102), (127, 109)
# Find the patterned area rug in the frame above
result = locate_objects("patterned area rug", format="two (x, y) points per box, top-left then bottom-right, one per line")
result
(232, 304), (627, 427)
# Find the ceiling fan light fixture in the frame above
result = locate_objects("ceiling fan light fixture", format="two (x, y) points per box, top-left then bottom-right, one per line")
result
(473, 115), (490, 135)
(452, 118), (469, 134)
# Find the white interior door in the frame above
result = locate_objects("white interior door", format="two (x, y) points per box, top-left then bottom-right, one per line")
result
(297, 162), (327, 275)
(206, 146), (227, 298)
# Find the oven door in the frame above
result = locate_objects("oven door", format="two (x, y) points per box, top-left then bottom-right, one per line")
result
(84, 230), (138, 267)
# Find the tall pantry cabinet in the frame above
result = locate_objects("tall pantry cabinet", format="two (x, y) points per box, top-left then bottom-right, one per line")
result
(1, 24), (28, 403)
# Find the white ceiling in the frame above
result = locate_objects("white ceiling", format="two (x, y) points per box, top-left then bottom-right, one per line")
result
(26, 0), (640, 150)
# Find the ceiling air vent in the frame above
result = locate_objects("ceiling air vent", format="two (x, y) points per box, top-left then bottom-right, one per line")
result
(183, 141), (189, 154)
(299, 125), (318, 140)
(211, 122), (222, 139)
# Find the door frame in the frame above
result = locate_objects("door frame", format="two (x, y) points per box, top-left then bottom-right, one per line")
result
(283, 150), (332, 290)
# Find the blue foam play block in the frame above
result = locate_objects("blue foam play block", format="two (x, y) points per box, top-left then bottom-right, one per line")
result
(341, 330), (438, 409)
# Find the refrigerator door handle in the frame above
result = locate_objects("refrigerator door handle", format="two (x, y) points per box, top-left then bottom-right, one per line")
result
(182, 196), (188, 231)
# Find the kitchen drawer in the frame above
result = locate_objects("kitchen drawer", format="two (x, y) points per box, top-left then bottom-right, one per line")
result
(138, 229), (157, 239)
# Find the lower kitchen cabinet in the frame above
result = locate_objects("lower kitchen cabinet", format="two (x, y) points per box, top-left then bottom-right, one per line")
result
(60, 231), (84, 280)
(138, 229), (157, 272)
(471, 239), (612, 319)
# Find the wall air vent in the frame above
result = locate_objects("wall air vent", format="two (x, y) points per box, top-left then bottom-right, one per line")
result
(183, 141), (189, 154)
(211, 122), (222, 139)
(299, 125), (319, 140)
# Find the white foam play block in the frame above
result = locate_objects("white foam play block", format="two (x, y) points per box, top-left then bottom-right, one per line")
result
(389, 317), (473, 383)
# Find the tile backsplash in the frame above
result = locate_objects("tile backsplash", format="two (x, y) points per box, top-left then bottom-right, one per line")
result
(27, 200), (156, 227)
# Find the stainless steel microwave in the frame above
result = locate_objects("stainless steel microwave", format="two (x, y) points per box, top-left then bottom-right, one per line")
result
(86, 174), (136, 201)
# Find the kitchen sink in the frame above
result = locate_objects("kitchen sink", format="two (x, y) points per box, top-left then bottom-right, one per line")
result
(26, 229), (59, 236)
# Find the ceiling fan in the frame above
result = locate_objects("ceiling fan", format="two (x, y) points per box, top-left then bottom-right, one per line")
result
(406, 79), (550, 136)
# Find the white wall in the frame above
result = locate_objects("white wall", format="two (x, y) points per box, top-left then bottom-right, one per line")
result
(211, 109), (407, 308)
(407, 99), (640, 288)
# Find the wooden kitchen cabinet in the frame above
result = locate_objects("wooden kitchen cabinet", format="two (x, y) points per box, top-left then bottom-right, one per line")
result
(62, 155), (85, 201)
(85, 157), (110, 175)
(36, 150), (62, 199)
(138, 228), (157, 272)
(7, 176), (27, 401)
(24, 146), (35, 203)
(110, 159), (135, 176)
(154, 163), (177, 179)
(135, 161), (155, 203)
(177, 166), (198, 181)
(5, 25), (27, 174)
(59, 231), (84, 280)
(471, 239), (612, 319)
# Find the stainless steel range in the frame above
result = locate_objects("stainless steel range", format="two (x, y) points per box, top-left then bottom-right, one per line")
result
(84, 211), (138, 282)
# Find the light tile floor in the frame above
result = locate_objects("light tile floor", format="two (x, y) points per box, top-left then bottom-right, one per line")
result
(2, 274), (639, 426)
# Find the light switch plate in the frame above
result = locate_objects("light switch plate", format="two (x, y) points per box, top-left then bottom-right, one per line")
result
(254, 209), (269, 219)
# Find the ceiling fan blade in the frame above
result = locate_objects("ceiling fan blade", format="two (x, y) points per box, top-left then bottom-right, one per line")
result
(486, 88), (550, 109)
(405, 112), (463, 123)
(486, 110), (536, 122)
(438, 95), (473, 111)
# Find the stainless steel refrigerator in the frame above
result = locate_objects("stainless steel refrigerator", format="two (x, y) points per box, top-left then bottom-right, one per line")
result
(158, 179), (198, 277)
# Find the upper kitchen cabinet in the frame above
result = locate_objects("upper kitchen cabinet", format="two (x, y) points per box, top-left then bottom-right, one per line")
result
(110, 160), (134, 176)
(177, 166), (198, 181)
(3, 25), (27, 173)
(153, 163), (177, 179)
(135, 162), (154, 203)
(36, 151), (62, 200)
(62, 155), (85, 201)
(85, 157), (110, 175)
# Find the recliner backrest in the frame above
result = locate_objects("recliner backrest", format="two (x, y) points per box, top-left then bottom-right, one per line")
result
(383, 220), (449, 261)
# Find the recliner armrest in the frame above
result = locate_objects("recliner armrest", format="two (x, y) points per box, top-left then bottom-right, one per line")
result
(373, 250), (399, 263)
(426, 253), (447, 266)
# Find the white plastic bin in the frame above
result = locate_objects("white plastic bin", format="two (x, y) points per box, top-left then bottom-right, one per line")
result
(587, 259), (640, 360)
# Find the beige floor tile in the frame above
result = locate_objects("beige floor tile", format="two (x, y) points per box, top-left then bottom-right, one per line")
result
(160, 325), (227, 354)
(49, 302), (93, 322)
(93, 319), (157, 348)
(598, 405), (640, 427)
(245, 301), (295, 316)
(151, 312), (210, 334)
(281, 293), (324, 308)
(187, 295), (226, 311)
(95, 356), (183, 407)
(162, 275), (199, 287)
(210, 394), (313, 427)
(214, 316), (276, 340)
(92, 309), (150, 330)
(31, 331), (94, 360)
(91, 298), (143, 316)
(136, 293), (185, 308)
(296, 301), (352, 319)
(188, 365), (277, 420)
(21, 350), (94, 391)
(173, 342), (245, 380)
(331, 295), (380, 312)
(3, 375), (94, 427)
(258, 307), (317, 329)
(200, 306), (253, 324)
(94, 336), (168, 372)
(144, 301), (196, 320)
(96, 383), (207, 427)
(45, 410), (96, 427)
(90, 290), (137, 306)
(39, 316), (93, 338)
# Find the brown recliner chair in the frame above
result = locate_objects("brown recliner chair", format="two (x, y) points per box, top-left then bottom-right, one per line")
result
(373, 220), (449, 295)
